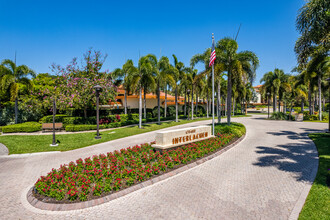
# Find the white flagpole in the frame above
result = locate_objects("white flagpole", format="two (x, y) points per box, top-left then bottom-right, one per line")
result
(212, 33), (215, 136)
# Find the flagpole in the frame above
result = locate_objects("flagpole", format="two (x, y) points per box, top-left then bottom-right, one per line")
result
(212, 33), (215, 136)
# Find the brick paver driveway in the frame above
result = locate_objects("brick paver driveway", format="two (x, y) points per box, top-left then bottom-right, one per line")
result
(0, 115), (327, 219)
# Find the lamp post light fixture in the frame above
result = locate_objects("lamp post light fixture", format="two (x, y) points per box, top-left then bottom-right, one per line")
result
(94, 85), (103, 139)
(50, 98), (58, 147)
(187, 89), (191, 120)
(267, 92), (270, 119)
(326, 78), (330, 133)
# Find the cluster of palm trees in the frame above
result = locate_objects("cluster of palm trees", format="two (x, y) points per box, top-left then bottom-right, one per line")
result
(112, 37), (259, 127)
(0, 59), (35, 123)
(260, 60), (329, 121)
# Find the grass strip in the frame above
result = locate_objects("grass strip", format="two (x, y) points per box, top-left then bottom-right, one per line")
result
(0, 118), (212, 154)
(299, 133), (330, 220)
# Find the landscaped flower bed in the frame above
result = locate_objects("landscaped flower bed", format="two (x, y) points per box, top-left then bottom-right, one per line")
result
(34, 132), (236, 203)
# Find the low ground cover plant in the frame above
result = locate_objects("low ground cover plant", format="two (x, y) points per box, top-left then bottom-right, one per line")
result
(34, 123), (244, 203)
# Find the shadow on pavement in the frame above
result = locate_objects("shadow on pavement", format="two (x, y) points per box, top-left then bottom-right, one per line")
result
(253, 142), (318, 183)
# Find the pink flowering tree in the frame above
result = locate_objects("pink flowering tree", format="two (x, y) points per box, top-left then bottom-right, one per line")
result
(28, 50), (116, 118)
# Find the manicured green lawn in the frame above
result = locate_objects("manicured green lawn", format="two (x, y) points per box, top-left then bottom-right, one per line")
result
(303, 120), (329, 123)
(299, 133), (330, 220)
(0, 118), (211, 154)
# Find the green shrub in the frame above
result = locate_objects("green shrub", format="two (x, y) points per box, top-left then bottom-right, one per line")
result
(39, 115), (69, 123)
(2, 122), (41, 133)
(270, 112), (287, 120)
(214, 122), (246, 137)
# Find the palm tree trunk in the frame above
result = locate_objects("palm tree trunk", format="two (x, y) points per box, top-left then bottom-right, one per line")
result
(301, 99), (304, 113)
(206, 92), (209, 118)
(232, 97), (235, 116)
(124, 90), (127, 115)
(278, 100), (281, 113)
(165, 86), (167, 117)
(144, 90), (147, 119)
(175, 86), (178, 122)
(195, 91), (198, 115)
(318, 75), (322, 120)
(191, 86), (194, 120)
(312, 94), (315, 114)
(273, 90), (277, 112)
(184, 88), (186, 117)
(225, 96), (227, 117)
(227, 71), (232, 125)
(139, 87), (142, 128)
(15, 97), (18, 124)
(308, 83), (312, 115)
(157, 84), (160, 124)
(217, 81), (221, 123)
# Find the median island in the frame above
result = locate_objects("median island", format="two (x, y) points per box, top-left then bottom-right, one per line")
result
(31, 123), (245, 208)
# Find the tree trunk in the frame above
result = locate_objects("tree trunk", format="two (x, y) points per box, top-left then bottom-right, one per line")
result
(15, 97), (18, 124)
(157, 84), (160, 124)
(124, 90), (127, 115)
(273, 89), (277, 112)
(232, 97), (235, 116)
(308, 83), (312, 115)
(191, 86), (194, 120)
(318, 75), (322, 121)
(301, 99), (304, 113)
(312, 94), (315, 114)
(225, 96), (227, 117)
(165, 86), (168, 117)
(184, 88), (186, 117)
(226, 71), (232, 125)
(217, 81), (221, 123)
(84, 108), (87, 118)
(139, 87), (142, 128)
(206, 92), (209, 118)
(144, 90), (147, 119)
(195, 91), (198, 115)
(175, 86), (178, 122)
(278, 100), (281, 113)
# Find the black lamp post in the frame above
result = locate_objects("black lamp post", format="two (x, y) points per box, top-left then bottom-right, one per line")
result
(187, 89), (191, 120)
(94, 85), (103, 139)
(267, 92), (270, 119)
(50, 98), (58, 146)
(326, 78), (330, 133)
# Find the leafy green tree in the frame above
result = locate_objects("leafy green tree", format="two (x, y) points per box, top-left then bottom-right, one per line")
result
(0, 59), (36, 123)
(295, 0), (330, 66)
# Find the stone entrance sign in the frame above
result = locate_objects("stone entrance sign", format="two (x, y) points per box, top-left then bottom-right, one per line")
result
(152, 126), (214, 151)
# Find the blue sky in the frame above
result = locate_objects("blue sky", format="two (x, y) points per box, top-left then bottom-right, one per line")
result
(0, 0), (304, 85)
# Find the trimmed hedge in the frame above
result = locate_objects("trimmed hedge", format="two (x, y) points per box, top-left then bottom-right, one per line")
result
(2, 122), (42, 133)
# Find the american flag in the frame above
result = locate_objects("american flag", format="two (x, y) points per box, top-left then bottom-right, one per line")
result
(209, 39), (216, 67)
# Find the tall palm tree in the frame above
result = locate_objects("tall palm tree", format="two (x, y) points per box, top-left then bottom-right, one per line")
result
(144, 54), (174, 124)
(305, 52), (330, 120)
(112, 60), (133, 115)
(127, 56), (155, 128)
(1, 59), (36, 123)
(295, 0), (329, 66)
(216, 38), (259, 125)
(260, 68), (289, 112)
(172, 55), (185, 122)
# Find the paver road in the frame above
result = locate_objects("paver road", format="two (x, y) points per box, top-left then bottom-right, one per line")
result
(0, 115), (327, 219)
